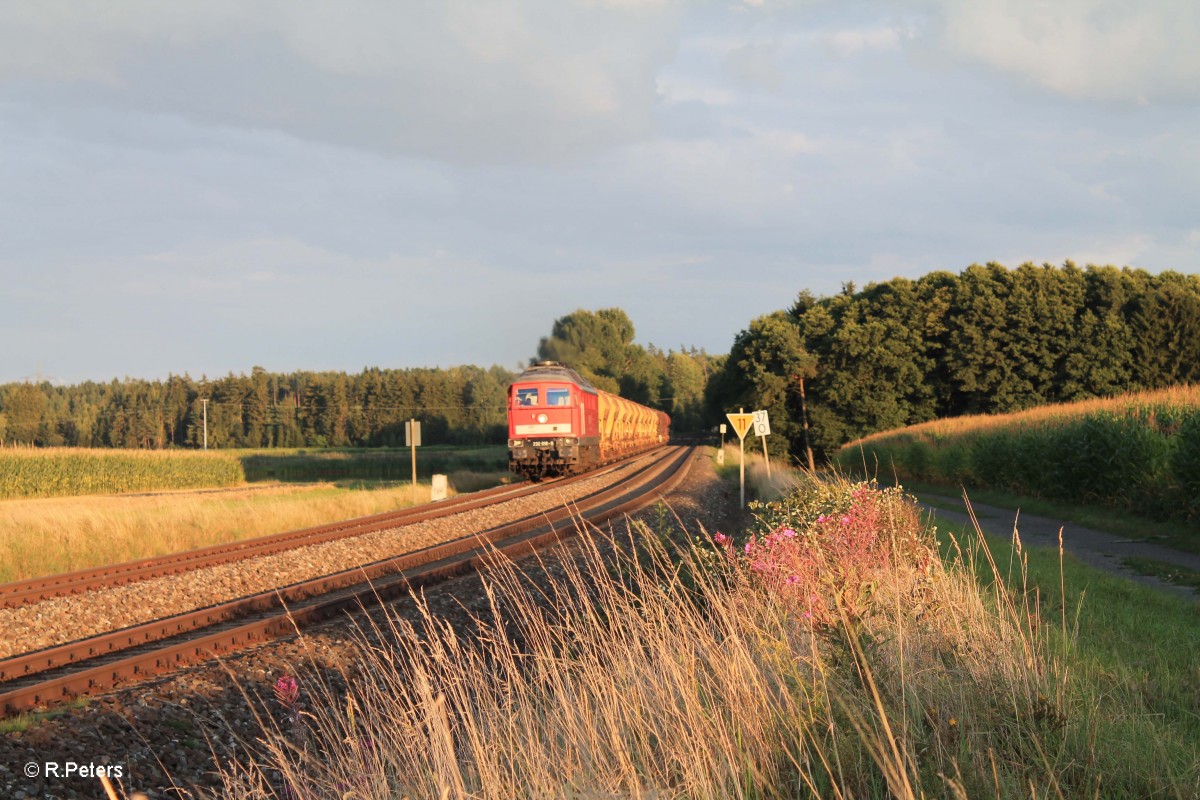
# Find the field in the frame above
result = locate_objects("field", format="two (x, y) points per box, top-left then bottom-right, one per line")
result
(0, 445), (510, 583)
(0, 445), (508, 500)
(239, 445), (507, 483)
(0, 447), (245, 499)
(834, 386), (1200, 528)
(212, 454), (1199, 798)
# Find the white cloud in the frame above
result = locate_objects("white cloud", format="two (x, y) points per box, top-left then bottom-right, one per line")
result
(0, 0), (682, 162)
(725, 41), (783, 90)
(823, 25), (905, 58)
(918, 0), (1200, 103)
(656, 75), (737, 106)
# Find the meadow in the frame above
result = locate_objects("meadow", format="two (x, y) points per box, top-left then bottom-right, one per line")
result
(211, 453), (1199, 798)
(0, 445), (509, 583)
(834, 386), (1200, 529)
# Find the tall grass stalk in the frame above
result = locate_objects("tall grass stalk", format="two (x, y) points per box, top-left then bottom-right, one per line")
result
(208, 477), (1193, 798)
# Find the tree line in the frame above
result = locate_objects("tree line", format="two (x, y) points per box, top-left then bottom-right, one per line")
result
(5, 262), (1197, 455)
(706, 262), (1200, 462)
(0, 310), (720, 449)
(0, 366), (515, 449)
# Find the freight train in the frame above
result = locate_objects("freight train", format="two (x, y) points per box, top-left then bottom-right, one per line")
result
(507, 361), (670, 480)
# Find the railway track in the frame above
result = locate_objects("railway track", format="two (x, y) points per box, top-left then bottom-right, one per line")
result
(1, 461), (629, 609)
(0, 445), (698, 716)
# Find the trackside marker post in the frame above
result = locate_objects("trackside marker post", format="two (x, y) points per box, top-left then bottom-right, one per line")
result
(726, 409), (754, 507)
(753, 409), (771, 479)
(405, 419), (422, 504)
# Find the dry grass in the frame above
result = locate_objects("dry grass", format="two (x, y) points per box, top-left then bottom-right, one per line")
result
(0, 481), (457, 584)
(717, 441), (806, 501)
(204, 473), (1193, 798)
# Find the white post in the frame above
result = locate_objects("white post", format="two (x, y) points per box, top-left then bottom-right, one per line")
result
(738, 407), (745, 507)
(201, 398), (208, 451)
(409, 418), (418, 505)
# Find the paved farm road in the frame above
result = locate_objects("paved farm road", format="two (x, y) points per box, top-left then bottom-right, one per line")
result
(916, 492), (1200, 602)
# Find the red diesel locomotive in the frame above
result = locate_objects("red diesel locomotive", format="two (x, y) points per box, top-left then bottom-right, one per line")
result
(507, 361), (670, 480)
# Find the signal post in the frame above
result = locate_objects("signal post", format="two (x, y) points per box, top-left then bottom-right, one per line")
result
(725, 409), (754, 507)
(405, 419), (422, 504)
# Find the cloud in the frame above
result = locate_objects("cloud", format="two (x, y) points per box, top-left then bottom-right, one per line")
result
(724, 41), (783, 90)
(0, 0), (682, 162)
(917, 0), (1200, 103)
(823, 25), (906, 58)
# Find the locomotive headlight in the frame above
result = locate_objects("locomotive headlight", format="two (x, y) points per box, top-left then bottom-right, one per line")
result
(537, 413), (549, 424)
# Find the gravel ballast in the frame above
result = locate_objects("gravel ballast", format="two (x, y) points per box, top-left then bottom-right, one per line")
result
(0, 457), (655, 659)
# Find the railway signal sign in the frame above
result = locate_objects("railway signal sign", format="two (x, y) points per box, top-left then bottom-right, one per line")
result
(726, 412), (754, 440)
(752, 410), (771, 437)
(726, 409), (756, 507)
(752, 409), (772, 478)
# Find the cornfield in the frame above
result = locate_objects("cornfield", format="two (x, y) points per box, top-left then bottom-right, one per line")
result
(836, 385), (1200, 523)
(0, 447), (245, 499)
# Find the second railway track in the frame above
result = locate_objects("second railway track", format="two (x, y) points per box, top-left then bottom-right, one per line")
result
(0, 460), (639, 609)
(1, 445), (699, 716)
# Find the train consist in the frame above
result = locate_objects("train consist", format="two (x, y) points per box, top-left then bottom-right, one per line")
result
(507, 361), (670, 480)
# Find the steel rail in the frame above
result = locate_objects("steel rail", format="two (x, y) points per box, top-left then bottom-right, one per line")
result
(0, 446), (698, 715)
(0, 451), (663, 609)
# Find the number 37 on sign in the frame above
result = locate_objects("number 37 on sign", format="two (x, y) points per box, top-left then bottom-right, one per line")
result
(752, 410), (770, 437)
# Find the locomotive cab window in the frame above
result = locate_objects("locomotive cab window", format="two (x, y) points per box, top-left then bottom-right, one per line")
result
(546, 388), (570, 406)
(516, 388), (538, 406)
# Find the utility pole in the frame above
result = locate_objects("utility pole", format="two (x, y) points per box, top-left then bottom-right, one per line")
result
(797, 377), (815, 471)
(201, 399), (209, 450)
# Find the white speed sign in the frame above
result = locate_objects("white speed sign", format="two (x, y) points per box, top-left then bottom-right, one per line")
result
(752, 410), (770, 437)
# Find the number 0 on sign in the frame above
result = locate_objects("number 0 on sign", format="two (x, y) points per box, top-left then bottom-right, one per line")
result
(752, 410), (770, 437)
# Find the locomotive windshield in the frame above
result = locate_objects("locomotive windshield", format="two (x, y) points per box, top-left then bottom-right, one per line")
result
(546, 388), (570, 406)
(515, 388), (538, 406)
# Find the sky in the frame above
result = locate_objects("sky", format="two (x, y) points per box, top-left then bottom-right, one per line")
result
(2, 0), (1198, 385)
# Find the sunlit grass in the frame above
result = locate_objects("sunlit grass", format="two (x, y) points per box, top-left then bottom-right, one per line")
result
(210, 469), (1198, 798)
(0, 474), (505, 583)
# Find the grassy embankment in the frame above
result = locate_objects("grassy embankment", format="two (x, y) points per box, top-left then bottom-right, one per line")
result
(834, 386), (1200, 579)
(209, 451), (1197, 799)
(0, 446), (508, 583)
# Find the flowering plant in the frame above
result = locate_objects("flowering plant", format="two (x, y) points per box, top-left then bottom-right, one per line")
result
(716, 481), (926, 627)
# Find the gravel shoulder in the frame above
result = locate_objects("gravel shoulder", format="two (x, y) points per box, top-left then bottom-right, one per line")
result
(916, 490), (1200, 601)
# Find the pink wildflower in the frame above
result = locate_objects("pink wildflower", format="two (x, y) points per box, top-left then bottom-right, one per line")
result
(274, 674), (300, 707)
